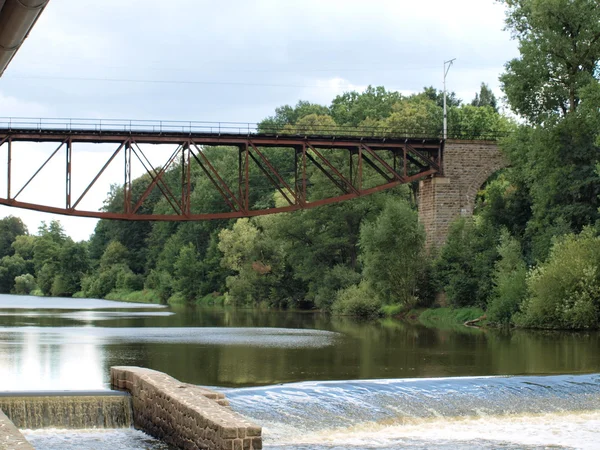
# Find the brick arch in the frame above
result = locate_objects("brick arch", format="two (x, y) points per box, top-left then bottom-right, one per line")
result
(461, 157), (509, 217)
(418, 140), (508, 248)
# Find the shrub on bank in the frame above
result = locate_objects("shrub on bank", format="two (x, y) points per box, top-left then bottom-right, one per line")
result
(419, 307), (485, 327)
(487, 230), (528, 325)
(380, 303), (404, 317)
(433, 218), (499, 308)
(516, 228), (600, 329)
(332, 282), (382, 318)
(13, 273), (37, 295)
(197, 293), (225, 306)
(105, 289), (162, 304)
(359, 199), (427, 307)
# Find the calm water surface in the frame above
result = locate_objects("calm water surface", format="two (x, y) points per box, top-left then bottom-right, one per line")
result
(2, 294), (600, 449)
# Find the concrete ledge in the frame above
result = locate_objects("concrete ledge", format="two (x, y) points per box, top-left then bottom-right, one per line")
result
(111, 366), (262, 450)
(0, 409), (34, 450)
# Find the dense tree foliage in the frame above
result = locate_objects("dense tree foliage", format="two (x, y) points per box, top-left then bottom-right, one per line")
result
(499, 0), (600, 123)
(432, 0), (600, 329)
(5, 1), (599, 329)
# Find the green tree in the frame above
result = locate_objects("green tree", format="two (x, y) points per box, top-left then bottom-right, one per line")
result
(52, 240), (89, 296)
(330, 86), (402, 126)
(0, 255), (27, 293)
(14, 273), (36, 295)
(173, 243), (202, 301)
(100, 241), (129, 269)
(499, 0), (600, 123)
(359, 199), (426, 306)
(487, 230), (528, 325)
(282, 114), (337, 135)
(433, 218), (500, 308)
(258, 100), (330, 132)
(219, 218), (293, 307)
(422, 86), (462, 108)
(471, 83), (498, 111)
(0, 216), (27, 258)
(502, 117), (600, 261)
(498, 0), (600, 261)
(384, 96), (442, 136)
(517, 228), (600, 329)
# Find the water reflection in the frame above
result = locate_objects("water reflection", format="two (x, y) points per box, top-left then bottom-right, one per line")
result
(0, 294), (599, 390)
(0, 295), (166, 310)
(0, 326), (104, 390)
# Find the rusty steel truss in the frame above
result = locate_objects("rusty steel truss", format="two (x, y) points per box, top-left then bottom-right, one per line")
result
(0, 123), (443, 221)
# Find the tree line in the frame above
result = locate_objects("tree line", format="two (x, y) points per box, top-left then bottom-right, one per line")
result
(1, 0), (599, 330)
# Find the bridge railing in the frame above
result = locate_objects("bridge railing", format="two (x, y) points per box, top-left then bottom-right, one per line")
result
(0, 117), (261, 135)
(0, 117), (508, 140)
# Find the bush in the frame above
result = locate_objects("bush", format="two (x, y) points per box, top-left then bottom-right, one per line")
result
(51, 275), (72, 297)
(419, 307), (485, 328)
(115, 267), (144, 291)
(332, 282), (382, 318)
(516, 228), (600, 329)
(359, 199), (426, 306)
(167, 292), (187, 305)
(105, 289), (162, 304)
(313, 265), (362, 311)
(13, 273), (36, 295)
(487, 230), (527, 325)
(433, 218), (500, 308)
(380, 303), (404, 317)
(197, 293), (225, 306)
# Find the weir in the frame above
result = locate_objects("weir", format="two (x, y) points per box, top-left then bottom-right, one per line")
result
(0, 391), (132, 429)
(111, 366), (263, 450)
(0, 367), (263, 450)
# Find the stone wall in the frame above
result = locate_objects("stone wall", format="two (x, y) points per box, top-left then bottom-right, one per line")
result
(419, 140), (507, 248)
(0, 409), (34, 450)
(111, 366), (262, 450)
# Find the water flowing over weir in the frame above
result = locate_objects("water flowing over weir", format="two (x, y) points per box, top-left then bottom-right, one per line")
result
(223, 374), (600, 449)
(0, 391), (132, 429)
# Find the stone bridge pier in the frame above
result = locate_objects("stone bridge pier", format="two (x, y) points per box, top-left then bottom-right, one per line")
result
(418, 140), (507, 249)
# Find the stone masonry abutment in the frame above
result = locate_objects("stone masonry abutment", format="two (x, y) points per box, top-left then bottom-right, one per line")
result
(0, 409), (33, 450)
(418, 140), (507, 248)
(111, 366), (262, 450)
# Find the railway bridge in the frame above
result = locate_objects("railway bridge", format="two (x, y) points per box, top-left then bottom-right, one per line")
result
(0, 118), (505, 247)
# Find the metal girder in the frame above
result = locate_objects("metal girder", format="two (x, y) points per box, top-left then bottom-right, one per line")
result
(0, 129), (443, 220)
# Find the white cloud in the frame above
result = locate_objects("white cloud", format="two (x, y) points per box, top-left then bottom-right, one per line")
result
(0, 92), (49, 117)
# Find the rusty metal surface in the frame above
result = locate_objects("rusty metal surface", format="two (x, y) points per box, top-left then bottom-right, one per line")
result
(0, 124), (445, 221)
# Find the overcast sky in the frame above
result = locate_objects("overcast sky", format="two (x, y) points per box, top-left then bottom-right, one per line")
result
(0, 0), (518, 241)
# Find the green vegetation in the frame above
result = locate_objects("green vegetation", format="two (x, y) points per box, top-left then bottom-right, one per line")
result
(104, 289), (162, 304)
(1, 1), (599, 329)
(418, 307), (486, 329)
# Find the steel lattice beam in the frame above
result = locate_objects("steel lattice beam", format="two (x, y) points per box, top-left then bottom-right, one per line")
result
(0, 128), (444, 221)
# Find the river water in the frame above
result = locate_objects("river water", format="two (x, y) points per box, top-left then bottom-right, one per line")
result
(1, 294), (600, 449)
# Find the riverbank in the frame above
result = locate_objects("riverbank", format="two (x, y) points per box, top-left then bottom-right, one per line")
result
(402, 307), (487, 329)
(99, 288), (487, 330)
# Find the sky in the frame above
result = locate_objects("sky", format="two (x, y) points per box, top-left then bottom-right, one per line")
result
(0, 0), (519, 241)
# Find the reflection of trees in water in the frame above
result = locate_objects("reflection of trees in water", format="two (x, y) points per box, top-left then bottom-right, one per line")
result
(2, 305), (600, 389)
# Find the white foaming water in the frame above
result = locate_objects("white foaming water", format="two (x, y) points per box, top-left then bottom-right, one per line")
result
(273, 411), (600, 449)
(22, 428), (171, 450)
(224, 374), (600, 449)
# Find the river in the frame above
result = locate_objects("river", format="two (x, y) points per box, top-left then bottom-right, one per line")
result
(1, 294), (600, 449)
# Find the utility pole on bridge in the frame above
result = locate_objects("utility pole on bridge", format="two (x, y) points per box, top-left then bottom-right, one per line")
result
(443, 58), (456, 140)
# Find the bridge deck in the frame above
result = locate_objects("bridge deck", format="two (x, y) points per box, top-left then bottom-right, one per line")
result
(1, 128), (443, 149)
(0, 120), (445, 221)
